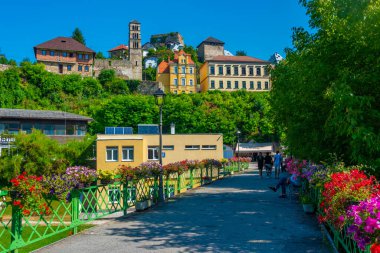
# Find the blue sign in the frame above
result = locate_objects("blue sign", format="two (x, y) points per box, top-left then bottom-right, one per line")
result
(162, 152), (166, 158)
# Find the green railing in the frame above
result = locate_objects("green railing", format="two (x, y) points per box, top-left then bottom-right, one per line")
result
(0, 166), (227, 253)
(306, 187), (370, 253)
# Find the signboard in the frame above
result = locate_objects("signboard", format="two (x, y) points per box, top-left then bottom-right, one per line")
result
(162, 152), (166, 158)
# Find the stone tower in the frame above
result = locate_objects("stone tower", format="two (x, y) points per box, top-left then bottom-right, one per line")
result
(128, 20), (142, 80)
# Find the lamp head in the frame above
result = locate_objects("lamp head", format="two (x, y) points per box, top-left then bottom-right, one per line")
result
(154, 88), (166, 106)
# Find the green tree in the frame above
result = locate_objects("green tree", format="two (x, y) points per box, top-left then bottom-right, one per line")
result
(95, 51), (106, 59)
(270, 0), (380, 172)
(97, 69), (116, 86)
(143, 67), (156, 81)
(72, 27), (86, 45)
(236, 50), (247, 56)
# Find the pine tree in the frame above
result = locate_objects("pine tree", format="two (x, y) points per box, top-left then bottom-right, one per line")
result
(72, 28), (86, 45)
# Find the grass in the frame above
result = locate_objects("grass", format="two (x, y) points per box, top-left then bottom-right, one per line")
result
(0, 224), (93, 253)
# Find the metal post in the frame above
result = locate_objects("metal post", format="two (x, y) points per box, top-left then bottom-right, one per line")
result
(237, 133), (241, 172)
(158, 106), (164, 202)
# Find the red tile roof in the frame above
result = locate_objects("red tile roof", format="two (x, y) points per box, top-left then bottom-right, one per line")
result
(158, 61), (170, 73)
(34, 37), (95, 53)
(108, 44), (129, 52)
(208, 55), (269, 63)
(170, 50), (195, 64)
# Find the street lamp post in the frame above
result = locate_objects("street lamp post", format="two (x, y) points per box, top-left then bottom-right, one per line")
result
(154, 88), (166, 203)
(236, 130), (241, 172)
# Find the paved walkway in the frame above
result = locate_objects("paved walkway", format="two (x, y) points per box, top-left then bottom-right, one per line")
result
(37, 166), (331, 253)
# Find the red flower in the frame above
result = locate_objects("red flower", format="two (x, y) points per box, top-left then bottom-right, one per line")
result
(13, 200), (21, 206)
(10, 178), (20, 187)
(371, 243), (380, 253)
(22, 209), (31, 216)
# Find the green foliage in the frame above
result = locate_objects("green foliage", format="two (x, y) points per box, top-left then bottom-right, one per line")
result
(91, 91), (275, 144)
(97, 69), (116, 85)
(236, 50), (247, 56)
(270, 0), (380, 171)
(95, 51), (106, 59)
(142, 67), (156, 81)
(0, 132), (96, 183)
(72, 27), (86, 45)
(126, 80), (140, 93)
(149, 46), (174, 64)
(0, 67), (25, 107)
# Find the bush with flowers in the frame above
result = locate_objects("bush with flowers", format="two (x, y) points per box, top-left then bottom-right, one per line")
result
(10, 172), (51, 216)
(346, 196), (380, 250)
(186, 160), (202, 170)
(43, 174), (78, 201)
(319, 169), (380, 229)
(118, 165), (137, 182)
(139, 162), (162, 177)
(66, 166), (97, 188)
(202, 159), (222, 169)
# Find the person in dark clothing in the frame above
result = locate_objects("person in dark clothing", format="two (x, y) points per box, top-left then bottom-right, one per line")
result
(264, 152), (273, 177)
(256, 152), (264, 178)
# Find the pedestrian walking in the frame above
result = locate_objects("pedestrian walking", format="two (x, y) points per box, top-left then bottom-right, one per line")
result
(256, 152), (264, 178)
(273, 151), (282, 179)
(264, 152), (273, 178)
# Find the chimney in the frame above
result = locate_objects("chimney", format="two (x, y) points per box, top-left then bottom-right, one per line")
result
(170, 123), (175, 135)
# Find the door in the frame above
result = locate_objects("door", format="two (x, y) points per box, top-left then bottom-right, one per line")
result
(58, 64), (63, 74)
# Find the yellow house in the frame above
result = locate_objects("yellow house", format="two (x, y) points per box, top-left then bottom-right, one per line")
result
(156, 50), (197, 94)
(200, 55), (272, 92)
(96, 133), (223, 171)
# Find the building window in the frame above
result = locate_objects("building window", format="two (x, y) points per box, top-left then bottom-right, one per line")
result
(62, 52), (67, 57)
(174, 66), (178, 74)
(185, 145), (200, 150)
(78, 65), (83, 71)
(210, 65), (215, 75)
(226, 66), (231, 75)
(67, 65), (72, 71)
(181, 66), (186, 74)
(163, 145), (174, 150)
(78, 54), (83, 60)
(227, 81), (231, 89)
(202, 145), (217, 150)
(148, 146), (159, 160)
(84, 65), (89, 72)
(189, 67), (193, 74)
(42, 50), (47, 56)
(256, 67), (261, 76)
(242, 81), (246, 89)
(257, 81), (262, 90)
(174, 90), (178, 94)
(106, 147), (118, 161)
(108, 187), (121, 204)
(219, 80), (223, 89)
(210, 80), (215, 89)
(181, 78), (186, 86)
(265, 81), (269, 90)
(234, 81), (239, 89)
(264, 67), (269, 76)
(218, 65), (223, 75)
(250, 81), (254, 89)
(234, 66), (239, 75)
(241, 66), (246, 75)
(69, 53), (74, 57)
(122, 146), (134, 161)
(174, 78), (178, 86)
(50, 51), (55, 56)
(249, 67), (254, 76)
(84, 54), (89, 60)
(189, 79), (193, 86)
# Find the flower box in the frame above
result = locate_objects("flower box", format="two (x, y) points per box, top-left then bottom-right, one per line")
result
(135, 200), (148, 211)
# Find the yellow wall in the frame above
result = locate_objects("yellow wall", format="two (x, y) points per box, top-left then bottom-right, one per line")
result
(96, 134), (224, 171)
(199, 61), (272, 92)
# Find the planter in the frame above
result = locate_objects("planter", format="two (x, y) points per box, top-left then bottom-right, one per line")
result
(230, 171), (234, 175)
(135, 200), (148, 211)
(100, 179), (114, 185)
(146, 199), (153, 208)
(302, 203), (315, 213)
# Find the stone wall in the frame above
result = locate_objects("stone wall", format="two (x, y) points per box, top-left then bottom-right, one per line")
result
(94, 59), (142, 80)
(0, 64), (11, 72)
(137, 81), (162, 95)
(203, 44), (224, 61)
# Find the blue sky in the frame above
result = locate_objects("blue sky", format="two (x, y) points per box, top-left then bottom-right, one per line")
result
(1, 0), (310, 63)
